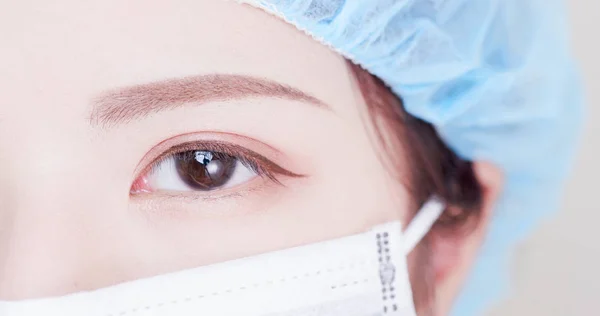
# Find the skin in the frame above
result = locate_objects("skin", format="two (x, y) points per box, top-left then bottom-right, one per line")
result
(0, 0), (502, 315)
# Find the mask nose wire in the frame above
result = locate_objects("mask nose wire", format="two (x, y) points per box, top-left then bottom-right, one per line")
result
(402, 197), (445, 255)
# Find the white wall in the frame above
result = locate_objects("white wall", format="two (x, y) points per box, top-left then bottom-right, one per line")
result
(486, 1), (600, 315)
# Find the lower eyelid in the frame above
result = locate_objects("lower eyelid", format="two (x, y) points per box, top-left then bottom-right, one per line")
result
(132, 176), (273, 203)
(130, 182), (277, 220)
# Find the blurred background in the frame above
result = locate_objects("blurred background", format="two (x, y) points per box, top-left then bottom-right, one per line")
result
(486, 0), (599, 315)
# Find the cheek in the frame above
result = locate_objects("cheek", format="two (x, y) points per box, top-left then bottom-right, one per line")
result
(266, 131), (413, 252)
(301, 161), (410, 233)
(406, 240), (435, 316)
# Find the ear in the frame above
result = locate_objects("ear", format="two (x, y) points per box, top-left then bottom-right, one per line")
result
(431, 161), (503, 315)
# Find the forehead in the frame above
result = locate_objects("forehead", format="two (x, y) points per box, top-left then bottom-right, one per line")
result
(0, 0), (353, 115)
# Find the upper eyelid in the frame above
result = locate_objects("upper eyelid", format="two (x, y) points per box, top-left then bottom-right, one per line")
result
(144, 142), (262, 179)
(137, 141), (246, 181)
(133, 132), (282, 170)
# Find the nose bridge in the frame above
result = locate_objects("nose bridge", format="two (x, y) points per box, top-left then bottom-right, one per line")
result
(0, 117), (94, 196)
(0, 202), (81, 300)
(0, 182), (122, 300)
(0, 6), (133, 299)
(0, 135), (122, 300)
(0, 133), (84, 213)
(0, 158), (91, 299)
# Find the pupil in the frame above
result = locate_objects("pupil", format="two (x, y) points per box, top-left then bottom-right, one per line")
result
(175, 150), (237, 190)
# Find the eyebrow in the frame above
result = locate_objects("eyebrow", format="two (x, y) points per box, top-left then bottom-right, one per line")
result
(90, 74), (328, 127)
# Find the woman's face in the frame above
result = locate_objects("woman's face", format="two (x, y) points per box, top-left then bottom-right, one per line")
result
(0, 0), (411, 299)
(0, 1), (501, 315)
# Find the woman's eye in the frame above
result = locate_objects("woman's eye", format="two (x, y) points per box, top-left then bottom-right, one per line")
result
(133, 150), (259, 193)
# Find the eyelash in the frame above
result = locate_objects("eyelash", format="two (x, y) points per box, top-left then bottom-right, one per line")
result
(139, 140), (299, 189)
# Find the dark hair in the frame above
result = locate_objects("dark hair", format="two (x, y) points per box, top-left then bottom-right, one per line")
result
(349, 61), (485, 315)
(348, 62), (483, 229)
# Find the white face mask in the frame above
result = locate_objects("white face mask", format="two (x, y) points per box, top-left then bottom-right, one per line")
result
(0, 199), (443, 316)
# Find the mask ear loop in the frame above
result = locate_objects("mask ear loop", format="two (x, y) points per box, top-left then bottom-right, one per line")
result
(402, 197), (445, 255)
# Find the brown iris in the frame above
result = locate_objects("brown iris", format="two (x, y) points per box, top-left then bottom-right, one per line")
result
(175, 150), (237, 190)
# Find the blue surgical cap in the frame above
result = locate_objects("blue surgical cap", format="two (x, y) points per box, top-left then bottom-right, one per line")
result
(237, 0), (584, 315)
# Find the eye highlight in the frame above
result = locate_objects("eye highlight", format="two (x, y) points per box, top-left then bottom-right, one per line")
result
(131, 140), (300, 195)
(173, 150), (245, 191)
